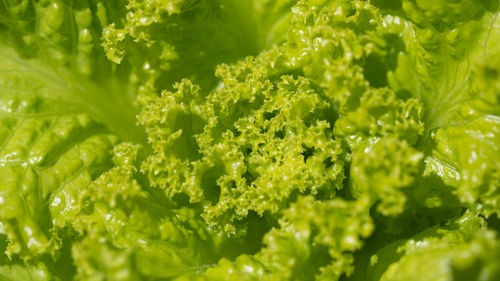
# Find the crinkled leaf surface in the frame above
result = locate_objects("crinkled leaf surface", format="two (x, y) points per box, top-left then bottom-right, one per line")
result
(0, 0), (499, 280)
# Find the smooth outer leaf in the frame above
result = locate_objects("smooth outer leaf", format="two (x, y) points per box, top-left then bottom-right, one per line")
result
(0, 262), (54, 281)
(0, 94), (117, 260)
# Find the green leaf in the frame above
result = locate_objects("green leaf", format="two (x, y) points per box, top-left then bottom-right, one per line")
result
(368, 211), (500, 281)
(0, 262), (54, 281)
(351, 138), (424, 216)
(102, 0), (298, 97)
(0, 93), (117, 260)
(139, 74), (344, 235)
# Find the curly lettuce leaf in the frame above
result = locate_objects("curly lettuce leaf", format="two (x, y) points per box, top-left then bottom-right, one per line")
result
(175, 195), (373, 281)
(0, 93), (224, 280)
(139, 74), (344, 235)
(101, 0), (298, 99)
(367, 211), (500, 281)
(0, 0), (499, 280)
(389, 3), (499, 217)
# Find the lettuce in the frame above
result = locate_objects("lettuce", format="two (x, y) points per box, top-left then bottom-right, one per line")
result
(0, 0), (499, 280)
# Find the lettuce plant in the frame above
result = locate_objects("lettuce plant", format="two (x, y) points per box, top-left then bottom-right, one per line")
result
(0, 0), (499, 280)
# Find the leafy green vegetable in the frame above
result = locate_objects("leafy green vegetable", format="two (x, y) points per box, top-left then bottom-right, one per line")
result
(0, 0), (499, 280)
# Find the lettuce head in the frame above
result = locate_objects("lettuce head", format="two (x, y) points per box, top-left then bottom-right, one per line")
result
(0, 0), (499, 280)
